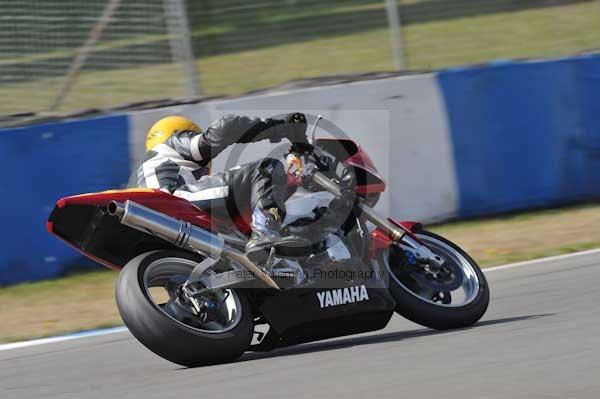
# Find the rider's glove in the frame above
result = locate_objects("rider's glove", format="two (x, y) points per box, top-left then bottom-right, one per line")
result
(284, 112), (309, 144)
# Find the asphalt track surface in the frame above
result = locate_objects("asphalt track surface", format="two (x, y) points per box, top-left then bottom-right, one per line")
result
(2, 251), (600, 399)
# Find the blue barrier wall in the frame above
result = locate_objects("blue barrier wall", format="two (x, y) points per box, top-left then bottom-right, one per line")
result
(3, 53), (600, 285)
(437, 55), (600, 217)
(0, 115), (130, 285)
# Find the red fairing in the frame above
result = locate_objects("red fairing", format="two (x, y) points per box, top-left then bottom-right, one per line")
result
(48, 189), (251, 271)
(344, 145), (386, 195)
(315, 138), (386, 196)
(345, 148), (382, 182)
(368, 220), (423, 259)
(57, 189), (249, 233)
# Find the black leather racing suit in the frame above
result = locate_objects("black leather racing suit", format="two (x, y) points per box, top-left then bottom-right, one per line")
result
(128, 114), (300, 223)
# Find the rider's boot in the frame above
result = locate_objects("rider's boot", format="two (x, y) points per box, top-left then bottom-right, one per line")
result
(245, 207), (308, 263)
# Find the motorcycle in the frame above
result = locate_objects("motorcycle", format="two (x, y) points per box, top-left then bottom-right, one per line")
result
(47, 117), (489, 367)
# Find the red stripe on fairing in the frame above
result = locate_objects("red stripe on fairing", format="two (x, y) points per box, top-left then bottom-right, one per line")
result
(342, 143), (386, 196)
(48, 189), (250, 269)
(54, 189), (220, 231)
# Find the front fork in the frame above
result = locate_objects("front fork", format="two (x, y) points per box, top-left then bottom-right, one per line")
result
(311, 171), (445, 270)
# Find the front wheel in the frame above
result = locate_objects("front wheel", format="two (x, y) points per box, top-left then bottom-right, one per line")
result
(377, 231), (489, 330)
(115, 250), (254, 367)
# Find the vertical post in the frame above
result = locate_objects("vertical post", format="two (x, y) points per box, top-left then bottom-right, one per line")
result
(550, 0), (561, 54)
(164, 0), (201, 96)
(50, 0), (122, 111)
(384, 0), (406, 70)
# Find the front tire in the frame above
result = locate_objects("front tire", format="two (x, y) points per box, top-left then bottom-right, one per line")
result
(377, 231), (489, 330)
(115, 250), (254, 367)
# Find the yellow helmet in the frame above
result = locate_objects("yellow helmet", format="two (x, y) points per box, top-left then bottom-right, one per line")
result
(145, 116), (201, 151)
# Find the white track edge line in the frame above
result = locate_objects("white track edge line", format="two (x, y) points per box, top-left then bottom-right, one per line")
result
(2, 248), (599, 352)
(483, 248), (600, 273)
(0, 327), (128, 351)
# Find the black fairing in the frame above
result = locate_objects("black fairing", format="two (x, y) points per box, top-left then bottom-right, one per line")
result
(49, 204), (176, 268)
(252, 259), (395, 350)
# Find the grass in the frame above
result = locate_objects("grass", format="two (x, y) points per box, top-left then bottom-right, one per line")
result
(0, 271), (120, 343)
(4, 1), (600, 115)
(2, 28), (395, 115)
(1, 202), (598, 344)
(404, 1), (600, 69)
(430, 203), (600, 266)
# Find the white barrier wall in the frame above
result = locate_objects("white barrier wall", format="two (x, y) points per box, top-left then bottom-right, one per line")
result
(129, 74), (458, 222)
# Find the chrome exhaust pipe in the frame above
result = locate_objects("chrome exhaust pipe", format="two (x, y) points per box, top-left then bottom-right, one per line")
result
(108, 200), (280, 290)
(108, 200), (225, 257)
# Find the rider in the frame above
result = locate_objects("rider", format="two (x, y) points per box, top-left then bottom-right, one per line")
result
(128, 113), (311, 258)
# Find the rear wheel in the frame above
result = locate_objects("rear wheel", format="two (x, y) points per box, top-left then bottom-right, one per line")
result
(377, 231), (489, 330)
(115, 250), (253, 367)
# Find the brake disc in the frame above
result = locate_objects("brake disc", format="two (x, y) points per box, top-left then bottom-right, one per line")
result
(409, 260), (464, 292)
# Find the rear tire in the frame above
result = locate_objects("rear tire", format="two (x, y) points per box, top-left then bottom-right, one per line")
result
(378, 231), (489, 330)
(116, 250), (254, 367)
